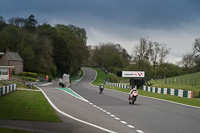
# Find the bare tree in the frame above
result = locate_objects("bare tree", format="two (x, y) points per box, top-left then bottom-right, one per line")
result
(133, 37), (170, 69)
(133, 37), (149, 61)
(193, 38), (200, 53)
(0, 15), (5, 23)
(8, 17), (25, 27)
(159, 43), (171, 63)
(180, 52), (195, 69)
(149, 41), (161, 68)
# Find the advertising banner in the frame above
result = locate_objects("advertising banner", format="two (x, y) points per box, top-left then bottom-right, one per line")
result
(122, 71), (145, 77)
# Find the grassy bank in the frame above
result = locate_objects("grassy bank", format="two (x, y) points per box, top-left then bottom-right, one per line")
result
(149, 72), (200, 98)
(91, 67), (200, 107)
(0, 90), (61, 122)
(92, 68), (109, 86)
(0, 128), (36, 133)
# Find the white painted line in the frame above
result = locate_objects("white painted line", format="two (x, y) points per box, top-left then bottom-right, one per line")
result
(56, 87), (89, 103)
(89, 102), (93, 105)
(102, 110), (107, 112)
(120, 121), (127, 124)
(114, 117), (120, 120)
(140, 95), (200, 109)
(127, 125), (135, 128)
(17, 88), (41, 91)
(110, 115), (115, 117)
(136, 130), (144, 133)
(106, 112), (111, 115)
(37, 86), (118, 133)
(87, 67), (200, 110)
(99, 108), (103, 110)
(93, 105), (97, 107)
(39, 82), (53, 87)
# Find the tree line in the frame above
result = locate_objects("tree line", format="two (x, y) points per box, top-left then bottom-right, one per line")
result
(0, 14), (199, 79)
(88, 37), (200, 81)
(0, 15), (89, 77)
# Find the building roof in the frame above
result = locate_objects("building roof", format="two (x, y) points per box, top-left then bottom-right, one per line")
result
(0, 66), (14, 69)
(8, 52), (23, 61)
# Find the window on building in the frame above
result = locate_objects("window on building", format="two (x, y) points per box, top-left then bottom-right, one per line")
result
(0, 69), (8, 75)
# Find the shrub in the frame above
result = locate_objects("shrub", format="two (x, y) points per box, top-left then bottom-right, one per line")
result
(19, 72), (37, 78)
(108, 73), (119, 83)
(107, 67), (120, 75)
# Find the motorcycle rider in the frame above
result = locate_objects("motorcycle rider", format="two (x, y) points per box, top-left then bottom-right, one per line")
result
(99, 84), (104, 94)
(129, 86), (138, 101)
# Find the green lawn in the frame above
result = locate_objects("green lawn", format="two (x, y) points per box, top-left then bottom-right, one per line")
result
(70, 70), (84, 83)
(149, 72), (200, 98)
(11, 75), (39, 82)
(0, 128), (37, 133)
(0, 90), (61, 122)
(92, 68), (109, 86)
(0, 80), (38, 90)
(91, 67), (200, 107)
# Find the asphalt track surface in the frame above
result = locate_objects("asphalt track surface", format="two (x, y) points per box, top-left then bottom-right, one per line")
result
(70, 67), (200, 133)
(0, 67), (200, 133)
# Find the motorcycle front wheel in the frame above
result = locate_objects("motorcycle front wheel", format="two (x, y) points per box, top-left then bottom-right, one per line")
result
(132, 96), (136, 104)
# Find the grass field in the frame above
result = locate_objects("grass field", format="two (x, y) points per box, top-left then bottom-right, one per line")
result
(12, 75), (39, 82)
(0, 128), (36, 133)
(91, 67), (200, 107)
(149, 72), (200, 97)
(92, 68), (109, 86)
(0, 90), (61, 122)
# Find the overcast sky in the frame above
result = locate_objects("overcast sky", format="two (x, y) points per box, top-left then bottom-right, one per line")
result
(1, 0), (200, 64)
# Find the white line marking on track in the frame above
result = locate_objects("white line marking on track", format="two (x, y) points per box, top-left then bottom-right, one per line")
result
(114, 117), (120, 120)
(37, 86), (118, 133)
(82, 68), (145, 133)
(136, 130), (144, 133)
(120, 121), (127, 124)
(39, 82), (53, 87)
(56, 87), (89, 103)
(106, 112), (111, 115)
(127, 125), (135, 128)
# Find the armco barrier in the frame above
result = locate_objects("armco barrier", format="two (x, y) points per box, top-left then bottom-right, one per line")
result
(105, 81), (130, 89)
(0, 84), (17, 97)
(143, 86), (194, 98)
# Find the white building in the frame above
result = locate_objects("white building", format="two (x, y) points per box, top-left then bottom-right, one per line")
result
(0, 66), (14, 80)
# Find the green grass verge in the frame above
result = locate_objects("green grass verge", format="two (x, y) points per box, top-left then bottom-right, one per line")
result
(12, 75), (39, 82)
(91, 67), (200, 107)
(91, 68), (109, 86)
(138, 89), (200, 107)
(0, 128), (36, 133)
(70, 70), (84, 83)
(149, 72), (200, 98)
(0, 90), (61, 122)
(0, 81), (38, 90)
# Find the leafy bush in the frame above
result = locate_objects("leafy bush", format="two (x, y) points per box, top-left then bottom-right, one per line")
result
(19, 72), (37, 78)
(107, 67), (120, 75)
(108, 73), (119, 83)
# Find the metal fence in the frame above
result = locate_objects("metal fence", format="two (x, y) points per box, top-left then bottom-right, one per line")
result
(152, 77), (199, 87)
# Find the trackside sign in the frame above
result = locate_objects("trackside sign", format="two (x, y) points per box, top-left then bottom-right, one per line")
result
(122, 71), (145, 77)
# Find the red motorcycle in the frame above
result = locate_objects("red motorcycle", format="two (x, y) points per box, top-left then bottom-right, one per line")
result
(128, 89), (138, 105)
